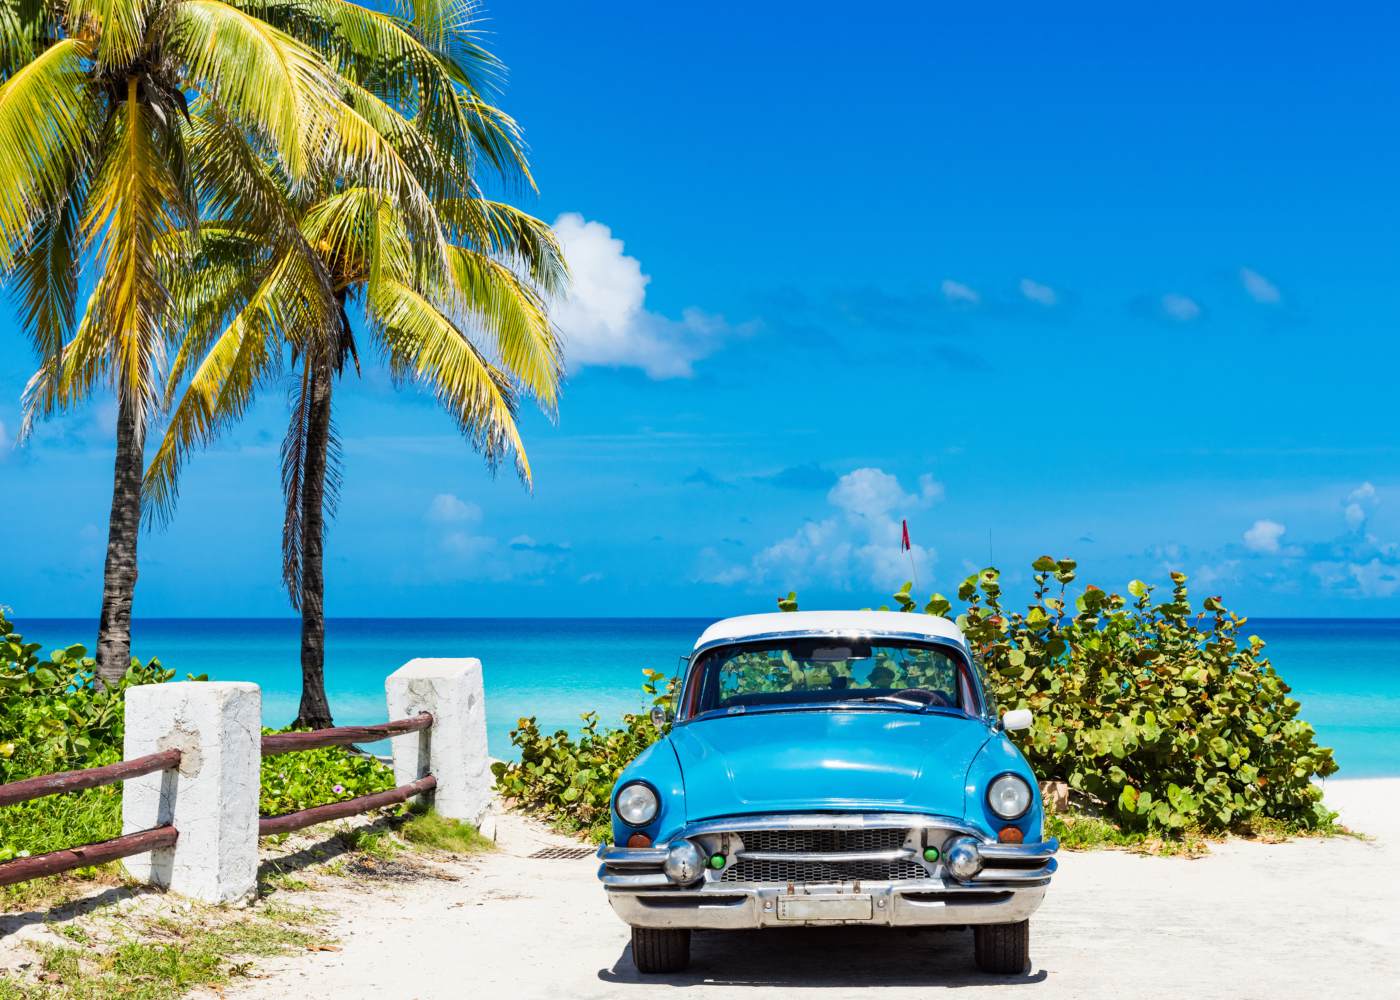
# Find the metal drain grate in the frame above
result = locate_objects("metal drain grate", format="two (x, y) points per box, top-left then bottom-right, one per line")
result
(529, 846), (595, 860)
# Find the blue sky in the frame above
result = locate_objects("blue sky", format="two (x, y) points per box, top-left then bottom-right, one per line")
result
(3, 1), (1400, 618)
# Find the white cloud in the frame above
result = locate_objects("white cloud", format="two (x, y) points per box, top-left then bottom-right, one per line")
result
(749, 468), (944, 589)
(426, 493), (480, 524)
(1240, 267), (1281, 304)
(550, 213), (741, 378)
(940, 279), (980, 305)
(1348, 558), (1400, 598)
(1243, 519), (1286, 554)
(1019, 278), (1057, 306)
(1161, 293), (1201, 322)
(1344, 481), (1378, 530)
(420, 495), (569, 582)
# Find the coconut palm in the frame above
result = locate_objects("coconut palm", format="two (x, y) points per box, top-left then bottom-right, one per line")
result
(141, 8), (566, 726)
(0, 0), (392, 683)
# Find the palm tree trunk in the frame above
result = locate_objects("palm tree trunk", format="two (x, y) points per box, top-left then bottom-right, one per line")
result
(294, 361), (334, 729)
(95, 392), (145, 686)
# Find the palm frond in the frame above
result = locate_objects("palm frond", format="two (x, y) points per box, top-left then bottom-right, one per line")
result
(164, 0), (341, 181)
(280, 358), (343, 606)
(0, 37), (98, 268)
(446, 244), (560, 409)
(368, 275), (530, 485)
(67, 0), (151, 70)
(10, 158), (87, 365)
(81, 76), (192, 429)
(438, 198), (568, 297)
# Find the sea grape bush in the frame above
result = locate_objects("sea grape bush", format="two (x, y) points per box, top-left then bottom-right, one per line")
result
(809, 558), (1339, 833)
(495, 559), (1338, 839)
(1, 608), (174, 862)
(492, 669), (671, 841)
(259, 734), (396, 817)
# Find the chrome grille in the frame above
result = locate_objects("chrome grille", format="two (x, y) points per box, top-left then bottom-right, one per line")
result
(738, 828), (908, 853)
(721, 857), (928, 883)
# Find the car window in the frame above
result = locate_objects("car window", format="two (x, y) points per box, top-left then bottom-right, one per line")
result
(688, 639), (974, 717)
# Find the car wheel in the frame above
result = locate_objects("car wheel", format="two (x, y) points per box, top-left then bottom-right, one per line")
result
(973, 920), (1029, 974)
(631, 926), (691, 974)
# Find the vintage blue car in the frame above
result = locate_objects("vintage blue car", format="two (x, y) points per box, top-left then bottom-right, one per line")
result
(597, 611), (1058, 975)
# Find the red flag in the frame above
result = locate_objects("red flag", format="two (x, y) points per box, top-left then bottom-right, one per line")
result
(901, 519), (911, 552)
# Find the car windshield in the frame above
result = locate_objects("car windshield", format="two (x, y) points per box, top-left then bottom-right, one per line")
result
(685, 638), (977, 718)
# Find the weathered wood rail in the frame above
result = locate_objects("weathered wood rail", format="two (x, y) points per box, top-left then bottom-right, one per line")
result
(0, 659), (486, 902)
(257, 714), (437, 837)
(0, 750), (183, 887)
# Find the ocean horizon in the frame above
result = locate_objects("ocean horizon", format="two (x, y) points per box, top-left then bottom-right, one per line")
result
(10, 615), (1400, 778)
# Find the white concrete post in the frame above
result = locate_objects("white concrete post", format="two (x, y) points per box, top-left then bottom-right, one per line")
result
(385, 658), (490, 825)
(121, 682), (261, 904)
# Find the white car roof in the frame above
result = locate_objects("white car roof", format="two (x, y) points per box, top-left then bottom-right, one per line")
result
(694, 610), (969, 652)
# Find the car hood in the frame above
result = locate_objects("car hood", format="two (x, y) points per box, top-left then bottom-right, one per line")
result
(668, 709), (992, 822)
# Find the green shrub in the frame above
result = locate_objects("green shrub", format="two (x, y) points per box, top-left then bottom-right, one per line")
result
(801, 558), (1339, 834)
(1, 609), (174, 863)
(258, 737), (396, 817)
(491, 669), (670, 841)
(494, 560), (1338, 840)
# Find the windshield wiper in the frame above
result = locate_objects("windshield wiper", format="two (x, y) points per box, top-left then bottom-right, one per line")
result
(849, 694), (929, 710)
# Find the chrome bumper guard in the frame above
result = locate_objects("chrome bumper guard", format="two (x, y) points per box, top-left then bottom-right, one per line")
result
(597, 813), (1058, 930)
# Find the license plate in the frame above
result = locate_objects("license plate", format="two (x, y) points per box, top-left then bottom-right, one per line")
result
(776, 894), (874, 921)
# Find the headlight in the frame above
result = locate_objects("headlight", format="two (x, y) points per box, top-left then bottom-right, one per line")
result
(987, 773), (1033, 820)
(615, 782), (659, 826)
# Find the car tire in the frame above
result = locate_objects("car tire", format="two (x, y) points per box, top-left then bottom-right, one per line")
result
(973, 920), (1029, 974)
(631, 926), (691, 974)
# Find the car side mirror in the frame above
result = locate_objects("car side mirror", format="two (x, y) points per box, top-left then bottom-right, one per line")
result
(650, 705), (673, 728)
(999, 708), (1033, 733)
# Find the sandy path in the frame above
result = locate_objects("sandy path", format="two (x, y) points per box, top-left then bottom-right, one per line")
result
(222, 779), (1400, 1000)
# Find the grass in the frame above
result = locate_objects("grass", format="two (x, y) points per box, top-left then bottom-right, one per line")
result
(0, 901), (325, 1000)
(1045, 808), (1350, 857)
(399, 808), (495, 853)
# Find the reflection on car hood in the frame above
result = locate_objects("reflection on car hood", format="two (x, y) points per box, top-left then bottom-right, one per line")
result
(668, 708), (991, 822)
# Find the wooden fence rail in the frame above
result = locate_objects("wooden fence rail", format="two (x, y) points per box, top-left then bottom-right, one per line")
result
(259, 714), (434, 757)
(0, 749), (183, 809)
(258, 776), (438, 837)
(0, 827), (178, 888)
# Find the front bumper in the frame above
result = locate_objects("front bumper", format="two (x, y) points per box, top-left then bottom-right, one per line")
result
(597, 813), (1057, 931)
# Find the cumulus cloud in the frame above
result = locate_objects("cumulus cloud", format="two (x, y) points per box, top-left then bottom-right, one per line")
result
(1344, 481), (1378, 530)
(1161, 293), (1202, 322)
(695, 468), (944, 589)
(426, 493), (480, 524)
(1240, 267), (1281, 304)
(421, 495), (567, 581)
(1243, 519), (1287, 554)
(550, 213), (743, 378)
(1019, 278), (1057, 306)
(940, 279), (980, 305)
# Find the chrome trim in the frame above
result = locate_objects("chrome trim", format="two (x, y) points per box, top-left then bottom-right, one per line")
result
(979, 837), (1059, 863)
(679, 812), (984, 839)
(736, 848), (917, 863)
(597, 866), (673, 888)
(595, 844), (669, 867)
(607, 881), (1048, 929)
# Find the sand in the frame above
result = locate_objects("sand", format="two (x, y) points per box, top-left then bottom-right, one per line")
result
(211, 777), (1400, 1000)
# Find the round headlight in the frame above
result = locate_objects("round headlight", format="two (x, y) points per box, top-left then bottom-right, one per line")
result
(987, 773), (1033, 820)
(615, 782), (659, 826)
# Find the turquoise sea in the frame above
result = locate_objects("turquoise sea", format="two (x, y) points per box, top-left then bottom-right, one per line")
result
(12, 617), (1400, 777)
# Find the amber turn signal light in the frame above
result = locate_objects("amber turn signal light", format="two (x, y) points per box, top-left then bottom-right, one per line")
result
(627, 833), (653, 848)
(997, 826), (1024, 844)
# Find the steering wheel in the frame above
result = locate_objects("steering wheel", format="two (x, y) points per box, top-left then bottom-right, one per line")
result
(892, 688), (951, 707)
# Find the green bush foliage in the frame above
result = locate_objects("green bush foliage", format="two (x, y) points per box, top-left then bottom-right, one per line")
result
(491, 669), (670, 840)
(495, 560), (1339, 840)
(1, 608), (398, 865)
(809, 558), (1338, 834)
(1, 609), (174, 862)
(259, 738), (395, 817)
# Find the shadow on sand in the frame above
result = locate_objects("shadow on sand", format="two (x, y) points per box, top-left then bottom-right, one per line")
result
(599, 926), (1048, 989)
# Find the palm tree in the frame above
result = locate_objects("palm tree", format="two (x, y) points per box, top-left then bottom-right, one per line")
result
(0, 0), (372, 684)
(142, 5), (566, 726)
